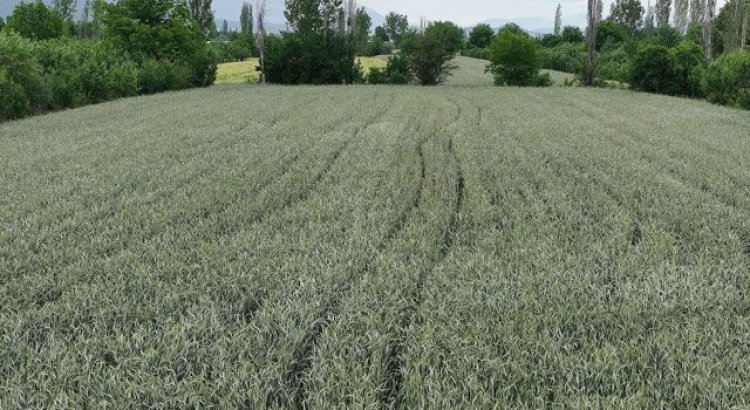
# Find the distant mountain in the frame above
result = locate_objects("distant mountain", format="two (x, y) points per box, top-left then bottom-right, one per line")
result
(477, 13), (588, 36)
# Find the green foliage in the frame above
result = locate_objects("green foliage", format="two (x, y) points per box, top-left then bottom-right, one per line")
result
(703, 50), (750, 109)
(137, 59), (191, 93)
(0, 17), (5, 32)
(0, 31), (141, 121)
(609, 0), (645, 33)
(240, 2), (253, 34)
(561, 25), (585, 43)
(540, 42), (586, 74)
(188, 0), (216, 38)
(642, 26), (683, 48)
(6, 1), (65, 40)
(597, 45), (631, 82)
(596, 20), (629, 51)
(354, 8), (372, 55)
(374, 26), (389, 42)
(364, 36), (393, 57)
(0, 32), (49, 120)
(672, 41), (705, 97)
(497, 23), (525, 37)
(367, 54), (412, 84)
(102, 0), (216, 88)
(488, 29), (551, 86)
(403, 30), (457, 85)
(424, 21), (466, 54)
(540, 34), (564, 48)
(384, 12), (409, 46)
(264, 31), (359, 84)
(467, 23), (495, 49)
(211, 33), (256, 63)
(630, 44), (676, 94)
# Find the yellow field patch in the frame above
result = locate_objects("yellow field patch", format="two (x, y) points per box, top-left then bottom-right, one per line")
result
(357, 56), (387, 73)
(216, 59), (260, 84)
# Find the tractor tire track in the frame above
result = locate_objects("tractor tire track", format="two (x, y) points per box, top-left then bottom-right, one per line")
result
(379, 136), (465, 410)
(270, 135), (428, 410)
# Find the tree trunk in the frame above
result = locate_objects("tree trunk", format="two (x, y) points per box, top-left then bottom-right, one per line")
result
(585, 0), (597, 86)
(702, 0), (716, 62)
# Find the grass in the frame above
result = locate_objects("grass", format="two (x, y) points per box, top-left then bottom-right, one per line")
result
(215, 58), (259, 84)
(2, 58), (750, 408)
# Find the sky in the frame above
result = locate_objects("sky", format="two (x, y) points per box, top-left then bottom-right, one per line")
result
(360, 0), (729, 27)
(360, 0), (596, 26)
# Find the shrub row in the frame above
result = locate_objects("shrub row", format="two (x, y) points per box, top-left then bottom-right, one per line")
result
(0, 32), (210, 122)
(540, 38), (750, 109)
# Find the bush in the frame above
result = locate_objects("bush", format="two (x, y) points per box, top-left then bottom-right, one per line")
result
(6, 1), (65, 40)
(424, 21), (465, 54)
(561, 26), (585, 43)
(404, 30), (457, 86)
(598, 46), (630, 83)
(103, 0), (216, 88)
(540, 34), (564, 48)
(672, 41), (705, 97)
(264, 32), (359, 85)
(0, 32), (50, 120)
(488, 30), (551, 87)
(138, 59), (191, 93)
(630, 45), (676, 94)
(467, 24), (495, 49)
(210, 33), (255, 63)
(596, 21), (628, 51)
(364, 37), (393, 57)
(0, 31), (142, 121)
(540, 42), (586, 73)
(703, 50), (750, 109)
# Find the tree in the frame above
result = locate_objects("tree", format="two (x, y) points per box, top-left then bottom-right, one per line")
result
(354, 7), (371, 54)
(385, 12), (409, 46)
(188, 0), (215, 38)
(597, 20), (628, 50)
(675, 0), (690, 32)
(630, 44), (676, 93)
(644, 0), (657, 30)
(7, 1), (65, 40)
(102, 0), (216, 86)
(468, 23), (495, 49)
(403, 29), (457, 85)
(656, 0), (672, 28)
(702, 0), (717, 60)
(0, 17), (5, 32)
(424, 21), (465, 53)
(256, 0), (267, 83)
(487, 29), (550, 86)
(596, 0), (605, 23)
(562, 26), (585, 43)
(221, 19), (228, 36)
(609, 0), (645, 33)
(585, 0), (598, 86)
(53, 0), (76, 23)
(375, 26), (389, 42)
(240, 2), (253, 35)
(554, 4), (563, 35)
(265, 0), (358, 84)
(77, 0), (105, 39)
(691, 0), (707, 25)
(672, 40), (705, 96)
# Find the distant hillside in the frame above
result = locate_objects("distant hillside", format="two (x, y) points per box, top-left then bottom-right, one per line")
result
(477, 13), (588, 36)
